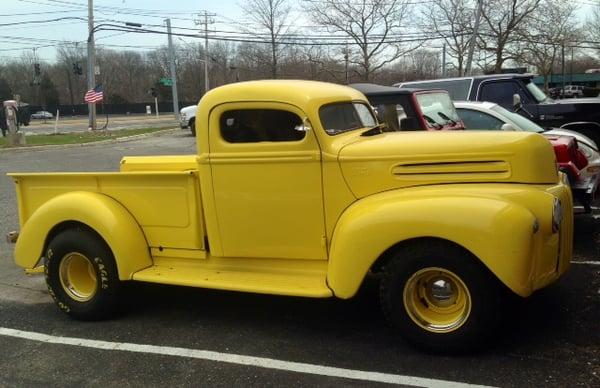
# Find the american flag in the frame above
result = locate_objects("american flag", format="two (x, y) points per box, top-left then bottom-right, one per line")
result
(84, 84), (103, 103)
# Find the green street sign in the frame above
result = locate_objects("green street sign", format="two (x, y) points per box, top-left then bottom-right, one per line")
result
(159, 77), (173, 86)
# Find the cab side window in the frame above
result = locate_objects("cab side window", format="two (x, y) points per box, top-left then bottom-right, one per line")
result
(480, 81), (529, 106)
(456, 108), (504, 130)
(220, 109), (305, 143)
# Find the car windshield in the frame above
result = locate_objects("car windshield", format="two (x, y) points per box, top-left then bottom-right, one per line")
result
(415, 92), (461, 128)
(524, 80), (550, 102)
(319, 102), (377, 135)
(490, 105), (544, 133)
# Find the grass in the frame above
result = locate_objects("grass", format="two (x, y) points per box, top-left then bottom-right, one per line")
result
(0, 126), (173, 148)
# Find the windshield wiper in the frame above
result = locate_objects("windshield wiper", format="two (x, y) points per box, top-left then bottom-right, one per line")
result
(423, 114), (442, 130)
(437, 111), (457, 126)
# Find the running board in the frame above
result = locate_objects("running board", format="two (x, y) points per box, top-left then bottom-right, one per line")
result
(132, 258), (332, 298)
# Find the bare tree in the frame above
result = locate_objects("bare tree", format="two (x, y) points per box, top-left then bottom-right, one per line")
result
(589, 3), (600, 54)
(241, 0), (292, 78)
(303, 0), (414, 81)
(479, 0), (542, 73)
(518, 0), (580, 91)
(422, 0), (473, 76)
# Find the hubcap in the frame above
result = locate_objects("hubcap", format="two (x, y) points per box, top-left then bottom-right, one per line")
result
(58, 252), (98, 302)
(403, 267), (471, 333)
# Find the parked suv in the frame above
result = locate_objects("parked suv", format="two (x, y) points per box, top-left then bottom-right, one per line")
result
(562, 85), (584, 98)
(396, 74), (600, 146)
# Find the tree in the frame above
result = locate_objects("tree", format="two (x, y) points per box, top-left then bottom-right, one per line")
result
(422, 0), (473, 76)
(479, 0), (542, 73)
(303, 0), (415, 81)
(588, 3), (600, 55)
(518, 0), (580, 91)
(39, 74), (59, 108)
(241, 0), (292, 78)
(0, 77), (12, 101)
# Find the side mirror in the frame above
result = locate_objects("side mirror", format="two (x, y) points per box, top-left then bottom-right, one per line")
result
(513, 93), (522, 110)
(501, 123), (517, 131)
(294, 118), (312, 132)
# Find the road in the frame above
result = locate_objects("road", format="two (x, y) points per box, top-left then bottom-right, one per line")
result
(0, 132), (598, 387)
(21, 113), (180, 134)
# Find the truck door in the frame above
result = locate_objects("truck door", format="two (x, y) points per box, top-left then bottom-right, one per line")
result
(478, 80), (539, 119)
(207, 102), (326, 260)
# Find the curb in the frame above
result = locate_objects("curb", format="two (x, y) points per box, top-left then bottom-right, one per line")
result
(0, 127), (181, 153)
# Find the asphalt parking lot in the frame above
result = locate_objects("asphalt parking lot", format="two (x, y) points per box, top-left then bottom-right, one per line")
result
(0, 131), (598, 387)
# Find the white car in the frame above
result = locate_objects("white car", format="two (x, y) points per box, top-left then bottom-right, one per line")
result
(455, 100), (600, 211)
(179, 105), (197, 136)
(31, 110), (53, 119)
(562, 85), (584, 98)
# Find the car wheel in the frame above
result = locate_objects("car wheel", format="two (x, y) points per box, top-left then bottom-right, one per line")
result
(380, 241), (501, 353)
(190, 118), (196, 137)
(45, 227), (121, 320)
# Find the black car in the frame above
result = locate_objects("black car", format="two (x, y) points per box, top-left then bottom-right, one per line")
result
(396, 74), (600, 146)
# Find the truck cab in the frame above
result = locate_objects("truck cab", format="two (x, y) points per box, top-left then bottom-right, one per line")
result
(9, 80), (573, 353)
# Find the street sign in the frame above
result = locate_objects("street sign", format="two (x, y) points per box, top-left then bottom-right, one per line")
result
(160, 77), (173, 86)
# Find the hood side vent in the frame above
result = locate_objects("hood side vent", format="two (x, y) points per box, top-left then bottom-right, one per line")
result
(392, 160), (511, 179)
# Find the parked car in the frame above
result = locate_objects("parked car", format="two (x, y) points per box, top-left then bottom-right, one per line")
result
(179, 105), (197, 136)
(350, 83), (465, 131)
(562, 85), (584, 98)
(8, 80), (572, 353)
(396, 74), (600, 147)
(454, 100), (600, 211)
(30, 110), (53, 119)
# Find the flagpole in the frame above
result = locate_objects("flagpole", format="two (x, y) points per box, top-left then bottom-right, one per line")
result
(87, 0), (96, 130)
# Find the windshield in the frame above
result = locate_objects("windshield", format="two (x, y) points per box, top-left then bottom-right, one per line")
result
(524, 80), (550, 103)
(415, 92), (461, 128)
(319, 102), (377, 136)
(490, 105), (544, 133)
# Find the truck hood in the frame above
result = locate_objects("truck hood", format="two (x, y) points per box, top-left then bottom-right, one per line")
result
(338, 131), (558, 198)
(549, 97), (600, 105)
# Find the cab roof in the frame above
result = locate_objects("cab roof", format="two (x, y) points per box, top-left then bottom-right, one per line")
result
(199, 80), (367, 109)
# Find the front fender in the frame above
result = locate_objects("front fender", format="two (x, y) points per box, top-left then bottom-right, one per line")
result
(15, 191), (152, 280)
(327, 191), (538, 298)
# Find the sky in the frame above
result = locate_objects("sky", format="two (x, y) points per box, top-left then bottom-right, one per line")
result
(0, 0), (248, 62)
(0, 0), (597, 64)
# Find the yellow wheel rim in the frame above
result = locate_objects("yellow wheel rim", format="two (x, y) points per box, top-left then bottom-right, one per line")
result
(403, 267), (471, 333)
(58, 252), (98, 302)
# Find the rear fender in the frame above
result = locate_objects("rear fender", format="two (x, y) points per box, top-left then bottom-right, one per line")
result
(15, 191), (152, 280)
(327, 191), (539, 298)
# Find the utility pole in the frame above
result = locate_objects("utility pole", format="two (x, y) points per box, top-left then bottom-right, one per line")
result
(441, 44), (446, 77)
(464, 0), (483, 76)
(196, 11), (215, 93)
(344, 41), (349, 84)
(87, 0), (96, 130)
(561, 43), (566, 93)
(166, 18), (180, 121)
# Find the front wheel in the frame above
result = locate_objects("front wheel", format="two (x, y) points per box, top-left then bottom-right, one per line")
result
(380, 242), (502, 353)
(45, 227), (121, 320)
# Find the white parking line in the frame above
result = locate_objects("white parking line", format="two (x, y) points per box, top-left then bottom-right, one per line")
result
(572, 260), (600, 266)
(0, 327), (493, 388)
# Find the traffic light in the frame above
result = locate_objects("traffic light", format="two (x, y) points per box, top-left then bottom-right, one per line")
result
(72, 62), (82, 75)
(150, 87), (157, 97)
(34, 63), (40, 76)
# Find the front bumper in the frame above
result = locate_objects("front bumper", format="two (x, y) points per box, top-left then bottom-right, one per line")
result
(179, 115), (188, 128)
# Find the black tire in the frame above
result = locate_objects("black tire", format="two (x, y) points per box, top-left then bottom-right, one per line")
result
(189, 118), (196, 137)
(380, 241), (502, 353)
(45, 227), (121, 321)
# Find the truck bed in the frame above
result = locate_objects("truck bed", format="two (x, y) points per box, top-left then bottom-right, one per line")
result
(10, 171), (205, 253)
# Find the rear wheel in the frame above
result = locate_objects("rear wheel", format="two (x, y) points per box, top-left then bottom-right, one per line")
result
(45, 227), (120, 320)
(380, 241), (502, 353)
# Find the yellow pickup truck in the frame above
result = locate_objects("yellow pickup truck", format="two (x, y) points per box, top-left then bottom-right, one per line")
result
(9, 80), (572, 352)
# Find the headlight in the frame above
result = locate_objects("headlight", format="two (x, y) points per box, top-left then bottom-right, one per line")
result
(552, 197), (562, 233)
(180, 113), (187, 120)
